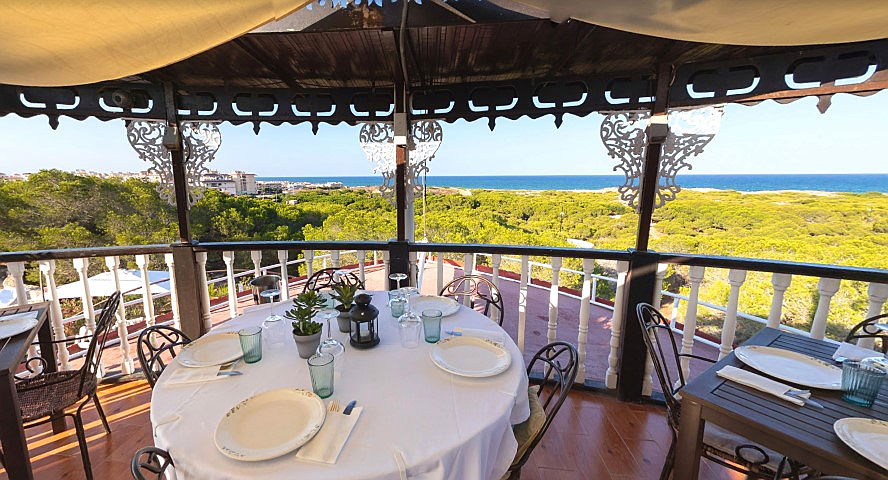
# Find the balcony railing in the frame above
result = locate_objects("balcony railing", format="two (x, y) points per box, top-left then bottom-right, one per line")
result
(1, 241), (885, 397)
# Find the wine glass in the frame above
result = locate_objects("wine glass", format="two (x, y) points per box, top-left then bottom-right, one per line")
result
(389, 272), (408, 290)
(316, 308), (345, 357)
(260, 289), (283, 326)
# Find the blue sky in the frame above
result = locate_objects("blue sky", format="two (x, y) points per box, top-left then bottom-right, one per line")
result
(0, 90), (885, 176)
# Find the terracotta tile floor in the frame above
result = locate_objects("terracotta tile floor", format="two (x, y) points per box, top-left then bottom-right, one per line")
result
(2, 379), (745, 480)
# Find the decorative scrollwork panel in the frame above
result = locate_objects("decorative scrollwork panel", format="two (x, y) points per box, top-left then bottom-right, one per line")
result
(360, 120), (442, 206)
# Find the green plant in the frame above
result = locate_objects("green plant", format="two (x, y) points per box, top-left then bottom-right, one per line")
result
(289, 290), (326, 336)
(331, 283), (359, 311)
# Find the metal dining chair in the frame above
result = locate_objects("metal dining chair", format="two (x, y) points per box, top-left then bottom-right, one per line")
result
(439, 275), (504, 324)
(137, 325), (192, 388)
(844, 313), (888, 353)
(15, 292), (121, 480)
(502, 341), (579, 480)
(131, 446), (175, 479)
(636, 302), (809, 480)
(302, 267), (364, 293)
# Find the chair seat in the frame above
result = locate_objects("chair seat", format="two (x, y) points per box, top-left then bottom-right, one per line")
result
(502, 386), (546, 480)
(704, 423), (785, 473)
(16, 370), (92, 422)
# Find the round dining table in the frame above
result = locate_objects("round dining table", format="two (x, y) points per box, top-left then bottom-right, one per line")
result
(150, 291), (531, 480)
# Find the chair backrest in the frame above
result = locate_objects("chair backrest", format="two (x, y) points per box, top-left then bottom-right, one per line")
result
(137, 325), (192, 388)
(636, 302), (685, 431)
(512, 341), (579, 470)
(439, 275), (504, 325)
(131, 446), (174, 480)
(303, 268), (364, 293)
(78, 292), (121, 397)
(844, 313), (888, 354)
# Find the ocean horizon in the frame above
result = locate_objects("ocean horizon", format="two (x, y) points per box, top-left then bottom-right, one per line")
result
(258, 174), (888, 193)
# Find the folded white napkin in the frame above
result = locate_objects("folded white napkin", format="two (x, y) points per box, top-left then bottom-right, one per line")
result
(717, 365), (809, 406)
(452, 327), (505, 345)
(832, 342), (884, 362)
(296, 407), (363, 464)
(164, 366), (224, 386)
(0, 310), (39, 323)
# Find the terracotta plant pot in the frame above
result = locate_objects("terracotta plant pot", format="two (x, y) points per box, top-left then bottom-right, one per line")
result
(336, 309), (352, 333)
(292, 331), (322, 359)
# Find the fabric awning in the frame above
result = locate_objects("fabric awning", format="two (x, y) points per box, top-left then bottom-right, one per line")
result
(53, 270), (171, 299)
(0, 0), (308, 87)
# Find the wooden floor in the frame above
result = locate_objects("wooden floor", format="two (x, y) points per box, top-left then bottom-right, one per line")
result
(2, 380), (744, 480)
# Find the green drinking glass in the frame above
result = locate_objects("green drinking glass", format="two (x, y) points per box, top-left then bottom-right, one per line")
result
(308, 352), (335, 399)
(238, 326), (263, 364)
(422, 309), (443, 343)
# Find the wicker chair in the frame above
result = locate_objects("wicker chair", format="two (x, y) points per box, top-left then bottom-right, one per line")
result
(131, 446), (175, 479)
(502, 341), (579, 480)
(439, 275), (504, 325)
(15, 292), (121, 480)
(302, 267), (364, 293)
(844, 313), (888, 354)
(137, 325), (192, 388)
(636, 302), (809, 480)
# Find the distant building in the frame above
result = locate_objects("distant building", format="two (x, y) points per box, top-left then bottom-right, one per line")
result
(230, 171), (258, 195)
(201, 172), (237, 195)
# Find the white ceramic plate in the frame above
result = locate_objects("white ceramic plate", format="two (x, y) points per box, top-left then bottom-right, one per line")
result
(178, 332), (243, 368)
(0, 311), (39, 340)
(430, 336), (511, 377)
(215, 388), (326, 461)
(734, 345), (843, 390)
(410, 295), (460, 317)
(834, 418), (888, 471)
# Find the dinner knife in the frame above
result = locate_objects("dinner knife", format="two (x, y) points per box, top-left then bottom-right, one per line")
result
(343, 400), (357, 415)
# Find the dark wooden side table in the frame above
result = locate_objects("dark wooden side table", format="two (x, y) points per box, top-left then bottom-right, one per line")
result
(674, 327), (887, 480)
(0, 302), (62, 480)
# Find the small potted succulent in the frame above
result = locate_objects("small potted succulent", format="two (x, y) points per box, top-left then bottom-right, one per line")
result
(330, 283), (359, 333)
(289, 290), (326, 358)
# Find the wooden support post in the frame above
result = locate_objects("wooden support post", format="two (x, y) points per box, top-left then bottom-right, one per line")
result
(388, 241), (411, 290)
(617, 250), (660, 401)
(172, 244), (206, 339)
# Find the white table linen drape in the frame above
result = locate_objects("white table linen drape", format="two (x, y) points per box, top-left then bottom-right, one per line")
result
(151, 292), (530, 480)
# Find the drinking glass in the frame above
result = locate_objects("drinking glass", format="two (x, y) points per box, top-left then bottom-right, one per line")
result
(389, 272), (408, 290)
(238, 326), (263, 364)
(398, 312), (422, 349)
(390, 296), (407, 318)
(260, 289), (283, 326)
(308, 352), (335, 399)
(422, 309), (443, 343)
(316, 309), (345, 357)
(841, 359), (886, 407)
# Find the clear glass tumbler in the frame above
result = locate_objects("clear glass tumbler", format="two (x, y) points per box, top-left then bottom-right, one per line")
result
(841, 359), (887, 407)
(238, 326), (263, 364)
(308, 352), (335, 399)
(422, 309), (443, 343)
(398, 312), (422, 349)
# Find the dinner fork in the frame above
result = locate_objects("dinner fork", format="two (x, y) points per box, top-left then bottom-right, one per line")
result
(785, 389), (824, 409)
(329, 399), (340, 413)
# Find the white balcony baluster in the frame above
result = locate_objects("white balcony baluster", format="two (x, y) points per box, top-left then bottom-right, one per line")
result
(39, 260), (70, 370)
(104, 256), (134, 374)
(810, 277), (841, 340)
(719, 269), (748, 359)
(373, 250), (378, 266)
(517, 255), (529, 353)
(251, 250), (262, 278)
(436, 254), (444, 294)
(223, 251), (238, 319)
(164, 253), (181, 330)
(678, 266), (706, 381)
(72, 258), (96, 333)
(462, 253), (474, 306)
(357, 250), (367, 284)
(767, 273), (792, 328)
(643, 263), (668, 396)
(277, 250), (289, 300)
(547, 257), (562, 344)
(331, 250), (341, 268)
(605, 261), (629, 389)
(196, 252), (212, 332)
(304, 250), (315, 280)
(577, 259), (596, 383)
(382, 250), (390, 281)
(8, 262), (28, 306)
(409, 251), (419, 286)
(135, 254), (155, 326)
(859, 283), (888, 348)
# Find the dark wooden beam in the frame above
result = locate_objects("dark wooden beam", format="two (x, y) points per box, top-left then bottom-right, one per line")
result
(163, 83), (192, 244)
(634, 62), (671, 251)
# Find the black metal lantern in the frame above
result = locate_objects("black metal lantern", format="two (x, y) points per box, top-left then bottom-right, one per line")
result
(349, 293), (379, 349)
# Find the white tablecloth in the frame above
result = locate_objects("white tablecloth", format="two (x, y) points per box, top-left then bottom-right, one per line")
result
(151, 292), (530, 480)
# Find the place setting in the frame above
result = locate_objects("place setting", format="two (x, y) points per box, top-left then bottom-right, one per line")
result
(0, 309), (39, 340)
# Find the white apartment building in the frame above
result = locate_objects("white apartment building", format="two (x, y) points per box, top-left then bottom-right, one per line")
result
(230, 171), (258, 195)
(201, 172), (237, 195)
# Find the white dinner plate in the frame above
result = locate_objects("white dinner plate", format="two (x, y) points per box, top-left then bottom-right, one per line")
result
(0, 311), (39, 340)
(178, 332), (243, 368)
(410, 295), (460, 317)
(834, 418), (888, 471)
(215, 388), (326, 461)
(734, 345), (843, 390)
(430, 336), (511, 378)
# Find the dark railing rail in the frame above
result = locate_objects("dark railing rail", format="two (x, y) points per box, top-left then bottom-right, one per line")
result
(411, 242), (632, 261)
(0, 244), (172, 262)
(659, 253), (888, 283)
(196, 240), (390, 252)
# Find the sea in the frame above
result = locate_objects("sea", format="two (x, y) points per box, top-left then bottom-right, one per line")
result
(259, 174), (888, 193)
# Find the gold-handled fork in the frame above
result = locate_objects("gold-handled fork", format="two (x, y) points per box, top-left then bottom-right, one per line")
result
(329, 399), (340, 413)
